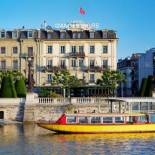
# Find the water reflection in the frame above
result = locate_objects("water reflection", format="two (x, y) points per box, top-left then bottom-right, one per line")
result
(0, 124), (155, 155)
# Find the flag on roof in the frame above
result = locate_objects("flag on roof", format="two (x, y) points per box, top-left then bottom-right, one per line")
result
(80, 7), (86, 15)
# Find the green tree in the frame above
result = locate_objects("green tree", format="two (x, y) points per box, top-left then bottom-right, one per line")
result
(15, 78), (27, 97)
(97, 70), (126, 96)
(0, 75), (17, 98)
(0, 71), (24, 87)
(51, 70), (82, 97)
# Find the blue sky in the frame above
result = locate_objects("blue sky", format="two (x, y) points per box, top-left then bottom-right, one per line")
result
(0, 0), (155, 59)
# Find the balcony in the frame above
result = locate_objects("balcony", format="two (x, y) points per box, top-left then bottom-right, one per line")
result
(0, 66), (19, 71)
(20, 53), (34, 59)
(78, 52), (85, 58)
(20, 53), (28, 59)
(81, 65), (109, 72)
(69, 52), (85, 58)
(46, 66), (67, 72)
(69, 52), (77, 57)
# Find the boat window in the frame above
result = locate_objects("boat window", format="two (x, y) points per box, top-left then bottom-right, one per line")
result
(66, 116), (76, 123)
(78, 117), (88, 124)
(115, 117), (124, 123)
(91, 117), (101, 124)
(150, 114), (155, 123)
(103, 117), (113, 123)
(139, 116), (146, 123)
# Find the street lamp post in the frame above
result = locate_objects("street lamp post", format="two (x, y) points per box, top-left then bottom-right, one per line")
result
(27, 57), (32, 92)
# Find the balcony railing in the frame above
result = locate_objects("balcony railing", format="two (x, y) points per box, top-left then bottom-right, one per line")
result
(81, 66), (109, 72)
(20, 53), (28, 58)
(69, 52), (85, 58)
(0, 66), (19, 71)
(20, 53), (34, 58)
(45, 66), (67, 72)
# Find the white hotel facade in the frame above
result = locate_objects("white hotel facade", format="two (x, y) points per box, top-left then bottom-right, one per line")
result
(0, 22), (117, 86)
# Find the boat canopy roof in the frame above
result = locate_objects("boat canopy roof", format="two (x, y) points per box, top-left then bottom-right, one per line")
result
(65, 113), (146, 117)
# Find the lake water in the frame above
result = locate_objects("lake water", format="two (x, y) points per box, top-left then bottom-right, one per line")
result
(0, 124), (155, 155)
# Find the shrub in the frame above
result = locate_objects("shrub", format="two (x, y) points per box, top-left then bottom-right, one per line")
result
(0, 75), (17, 98)
(49, 92), (63, 98)
(15, 78), (27, 97)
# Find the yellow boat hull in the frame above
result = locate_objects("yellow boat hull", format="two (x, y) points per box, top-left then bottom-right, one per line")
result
(38, 123), (155, 134)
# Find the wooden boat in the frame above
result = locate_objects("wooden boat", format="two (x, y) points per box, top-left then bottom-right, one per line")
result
(37, 113), (155, 134)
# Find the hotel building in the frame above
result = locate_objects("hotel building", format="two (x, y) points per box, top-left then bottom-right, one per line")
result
(0, 23), (117, 87)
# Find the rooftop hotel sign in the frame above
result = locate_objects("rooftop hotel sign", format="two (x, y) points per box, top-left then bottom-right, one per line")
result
(54, 21), (100, 30)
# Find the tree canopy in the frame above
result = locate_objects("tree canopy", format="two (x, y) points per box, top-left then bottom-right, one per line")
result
(0, 71), (26, 98)
(51, 70), (82, 97)
(15, 78), (27, 97)
(0, 75), (17, 98)
(96, 70), (126, 96)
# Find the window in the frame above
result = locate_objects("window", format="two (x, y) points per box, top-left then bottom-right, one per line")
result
(91, 117), (101, 124)
(77, 33), (81, 39)
(103, 117), (113, 123)
(115, 117), (124, 123)
(72, 46), (76, 53)
(79, 59), (84, 67)
(1, 47), (6, 54)
(90, 32), (94, 38)
(47, 60), (53, 68)
(28, 47), (33, 57)
(67, 116), (76, 123)
(47, 33), (52, 39)
(60, 60), (66, 68)
(103, 46), (108, 53)
(47, 74), (52, 82)
(102, 60), (108, 69)
(78, 117), (88, 124)
(102, 31), (107, 39)
(13, 60), (18, 70)
(71, 59), (76, 67)
(1, 60), (6, 69)
(48, 46), (52, 53)
(60, 46), (65, 54)
(79, 46), (84, 53)
(13, 47), (18, 54)
(0, 31), (5, 38)
(28, 31), (33, 38)
(90, 46), (95, 53)
(60, 33), (65, 39)
(90, 60), (95, 67)
(12, 31), (17, 39)
(73, 33), (77, 39)
(90, 74), (95, 82)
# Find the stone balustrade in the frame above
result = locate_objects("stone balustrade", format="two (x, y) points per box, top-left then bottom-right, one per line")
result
(38, 97), (107, 105)
(71, 97), (106, 104)
(39, 98), (70, 105)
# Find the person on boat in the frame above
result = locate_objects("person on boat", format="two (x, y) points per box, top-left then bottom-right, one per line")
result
(145, 114), (149, 123)
(133, 116), (138, 123)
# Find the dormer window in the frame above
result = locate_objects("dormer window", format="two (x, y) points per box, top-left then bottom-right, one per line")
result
(28, 31), (33, 38)
(60, 32), (65, 39)
(102, 31), (107, 39)
(47, 33), (52, 39)
(73, 33), (76, 39)
(12, 31), (17, 39)
(90, 32), (94, 38)
(0, 31), (5, 38)
(77, 33), (81, 39)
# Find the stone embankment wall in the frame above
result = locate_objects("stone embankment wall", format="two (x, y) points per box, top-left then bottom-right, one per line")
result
(0, 93), (129, 122)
